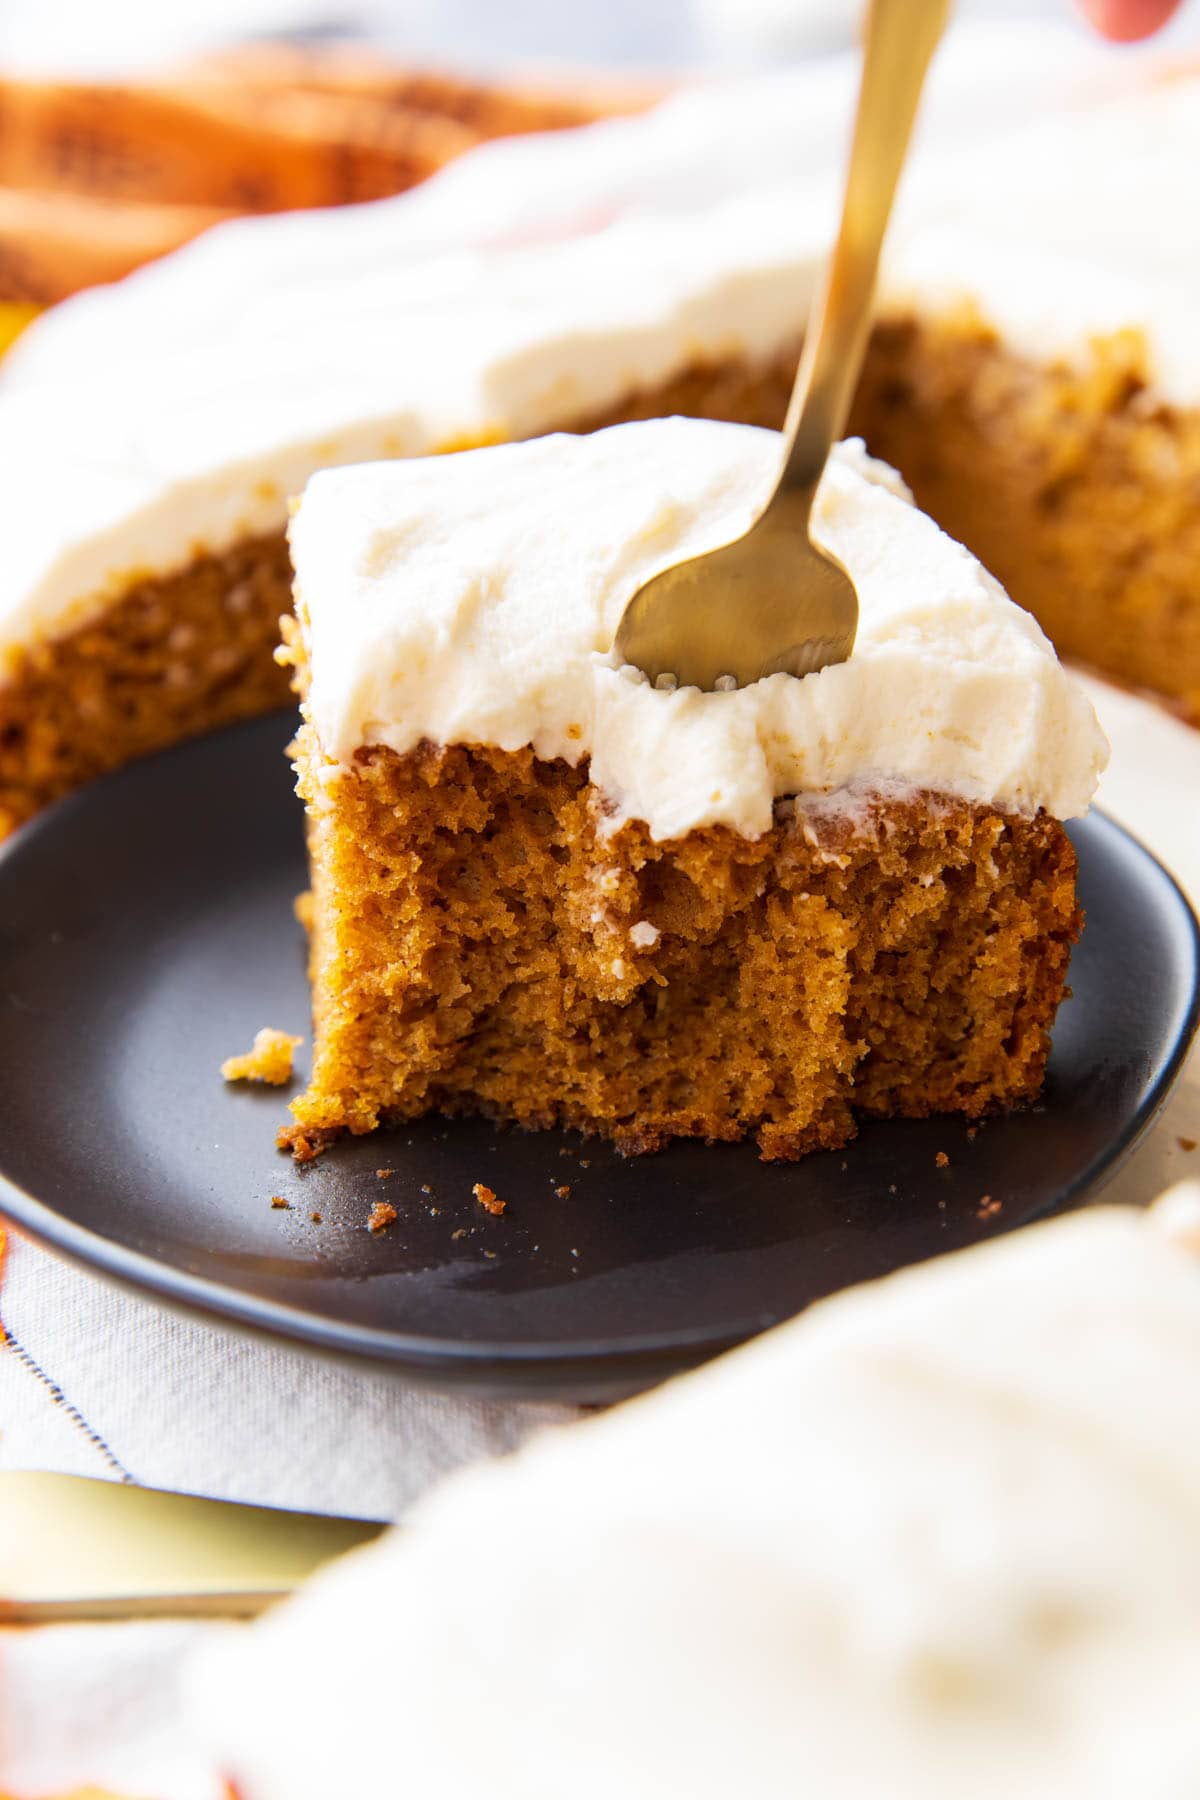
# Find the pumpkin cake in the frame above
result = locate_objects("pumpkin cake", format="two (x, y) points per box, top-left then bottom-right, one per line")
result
(280, 418), (1104, 1162)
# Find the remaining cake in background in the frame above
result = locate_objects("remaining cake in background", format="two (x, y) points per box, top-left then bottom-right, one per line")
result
(281, 418), (1105, 1162)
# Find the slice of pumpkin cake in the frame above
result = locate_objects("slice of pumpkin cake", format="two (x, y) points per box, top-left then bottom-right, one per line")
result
(281, 417), (1105, 1162)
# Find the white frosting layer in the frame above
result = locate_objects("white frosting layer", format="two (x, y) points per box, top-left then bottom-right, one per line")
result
(197, 1192), (1200, 1800)
(292, 419), (1105, 836)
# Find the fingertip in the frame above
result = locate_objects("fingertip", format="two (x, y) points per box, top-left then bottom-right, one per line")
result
(1074, 0), (1184, 41)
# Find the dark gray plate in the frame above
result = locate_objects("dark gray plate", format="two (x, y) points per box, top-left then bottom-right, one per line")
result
(0, 715), (1195, 1401)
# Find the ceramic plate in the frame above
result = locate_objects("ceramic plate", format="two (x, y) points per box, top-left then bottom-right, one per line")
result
(0, 716), (1195, 1401)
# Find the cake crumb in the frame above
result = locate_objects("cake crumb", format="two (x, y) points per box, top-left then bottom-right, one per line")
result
(473, 1183), (505, 1216)
(977, 1194), (1003, 1220)
(935, 1151), (950, 1169)
(451, 1227), (467, 1241)
(281, 1126), (317, 1161)
(367, 1201), (397, 1234)
(376, 1168), (395, 1179)
(555, 1185), (572, 1199)
(269, 1195), (290, 1210)
(420, 1183), (434, 1195)
(310, 1211), (323, 1224)
(222, 1027), (301, 1086)
(967, 1126), (979, 1141)
(1179, 1137), (1197, 1153)
(293, 890), (315, 932)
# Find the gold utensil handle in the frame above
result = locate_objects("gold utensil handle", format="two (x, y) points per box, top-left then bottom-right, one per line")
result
(780, 0), (952, 505)
(0, 1471), (386, 1622)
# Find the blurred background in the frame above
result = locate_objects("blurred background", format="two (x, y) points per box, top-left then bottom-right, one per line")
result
(2, 0), (1198, 72)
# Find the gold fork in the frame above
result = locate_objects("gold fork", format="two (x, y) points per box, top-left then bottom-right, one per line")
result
(613, 0), (951, 693)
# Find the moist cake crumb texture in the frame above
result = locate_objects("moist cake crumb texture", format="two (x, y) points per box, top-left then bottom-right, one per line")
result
(0, 533), (294, 841)
(281, 735), (1079, 1163)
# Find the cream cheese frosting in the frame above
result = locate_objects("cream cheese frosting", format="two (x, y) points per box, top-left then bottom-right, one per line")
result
(291, 418), (1105, 838)
(196, 1190), (1200, 1800)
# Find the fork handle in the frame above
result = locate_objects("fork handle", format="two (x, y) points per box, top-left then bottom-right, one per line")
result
(775, 0), (951, 511)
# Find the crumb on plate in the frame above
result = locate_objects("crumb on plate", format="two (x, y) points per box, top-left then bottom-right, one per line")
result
(222, 1026), (301, 1086)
